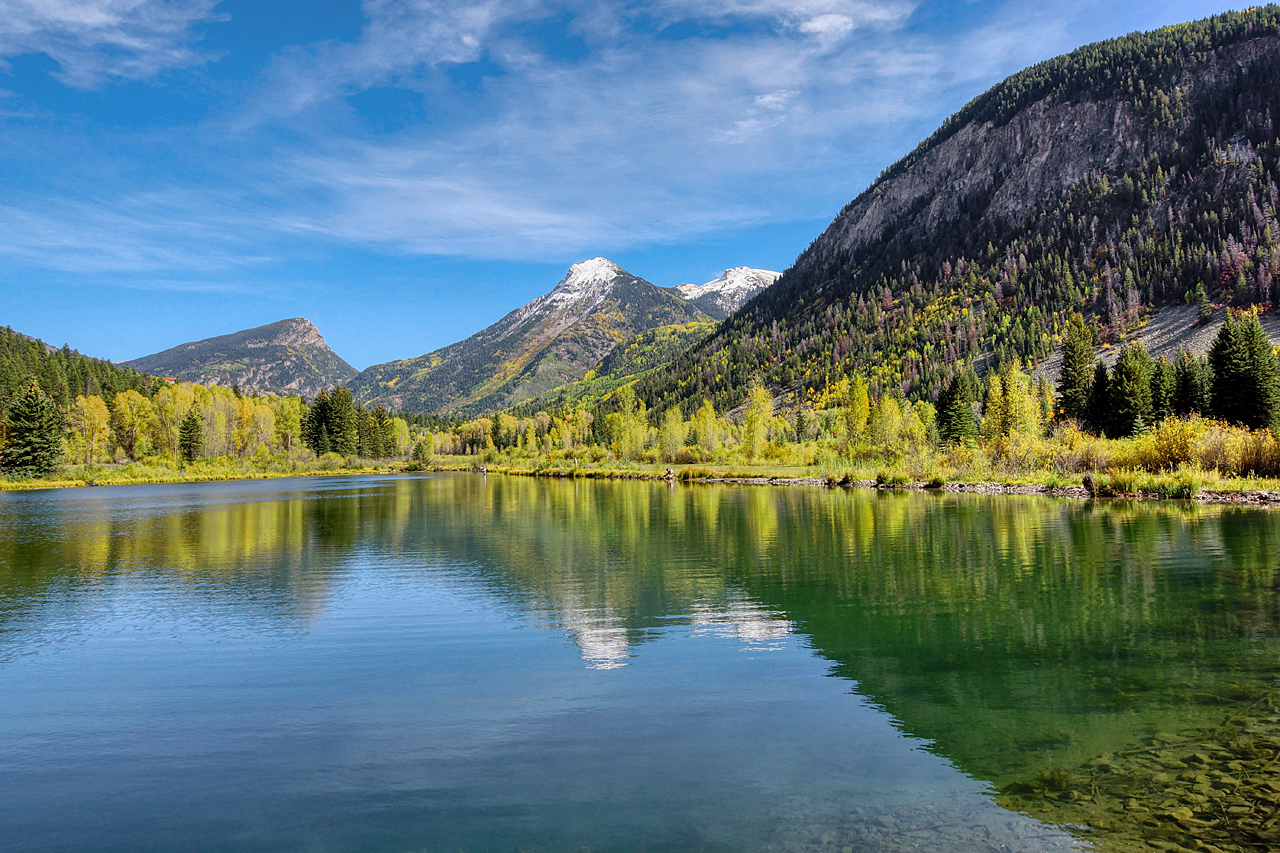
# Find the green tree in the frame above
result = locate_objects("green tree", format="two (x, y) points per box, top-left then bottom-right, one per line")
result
(692, 400), (720, 455)
(658, 406), (686, 463)
(326, 386), (360, 455)
(1084, 362), (1111, 435)
(1149, 355), (1176, 422)
(178, 411), (203, 463)
(1211, 310), (1280, 428)
(1, 378), (64, 478)
(1108, 342), (1154, 436)
(1173, 349), (1211, 416)
(936, 371), (980, 444)
(1057, 312), (1095, 421)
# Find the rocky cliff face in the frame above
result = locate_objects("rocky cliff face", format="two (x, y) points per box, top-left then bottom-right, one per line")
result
(802, 35), (1276, 277)
(125, 318), (357, 398)
(350, 259), (709, 415)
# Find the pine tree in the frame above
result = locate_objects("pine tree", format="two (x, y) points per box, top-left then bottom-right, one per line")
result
(1210, 311), (1253, 425)
(1109, 343), (1154, 437)
(1085, 362), (1111, 435)
(1054, 311), (1095, 420)
(326, 386), (360, 455)
(1236, 311), (1280, 428)
(318, 423), (331, 455)
(178, 411), (203, 463)
(1173, 349), (1212, 416)
(1149, 355), (1176, 422)
(937, 371), (979, 444)
(1057, 313), (1095, 422)
(1, 378), (64, 478)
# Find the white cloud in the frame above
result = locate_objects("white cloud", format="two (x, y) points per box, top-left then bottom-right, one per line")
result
(0, 0), (223, 88)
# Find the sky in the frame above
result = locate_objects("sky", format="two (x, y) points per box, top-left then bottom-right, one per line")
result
(0, 0), (1243, 369)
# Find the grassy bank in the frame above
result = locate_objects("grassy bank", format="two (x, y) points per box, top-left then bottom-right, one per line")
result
(8, 448), (1280, 504)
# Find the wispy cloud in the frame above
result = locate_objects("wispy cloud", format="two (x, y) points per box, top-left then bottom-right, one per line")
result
(0, 0), (224, 88)
(0, 0), (1210, 280)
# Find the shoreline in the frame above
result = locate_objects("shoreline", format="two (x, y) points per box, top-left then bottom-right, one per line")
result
(7, 463), (1280, 506)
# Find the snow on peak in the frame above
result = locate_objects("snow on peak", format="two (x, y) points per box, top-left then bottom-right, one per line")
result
(542, 257), (625, 310)
(674, 267), (781, 313)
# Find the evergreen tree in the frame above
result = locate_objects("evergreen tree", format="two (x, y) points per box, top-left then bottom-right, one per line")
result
(1057, 312), (1095, 421)
(1084, 362), (1111, 435)
(1173, 349), (1212, 416)
(936, 370), (979, 444)
(318, 424), (331, 455)
(1, 378), (64, 478)
(301, 390), (330, 454)
(1206, 311), (1278, 427)
(326, 387), (360, 455)
(1109, 343), (1154, 437)
(1210, 311), (1247, 424)
(1239, 311), (1280, 427)
(178, 411), (203, 463)
(1149, 355), (1176, 422)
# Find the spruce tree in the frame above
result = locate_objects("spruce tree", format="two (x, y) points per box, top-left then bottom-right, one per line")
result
(1237, 311), (1280, 428)
(178, 411), (203, 463)
(1, 378), (64, 478)
(326, 387), (359, 455)
(1057, 312), (1095, 422)
(937, 371), (979, 444)
(1173, 349), (1212, 416)
(1084, 362), (1111, 436)
(1109, 343), (1153, 437)
(1149, 355), (1176, 422)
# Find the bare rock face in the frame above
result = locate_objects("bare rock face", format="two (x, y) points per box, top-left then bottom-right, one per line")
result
(801, 37), (1276, 276)
(125, 318), (357, 399)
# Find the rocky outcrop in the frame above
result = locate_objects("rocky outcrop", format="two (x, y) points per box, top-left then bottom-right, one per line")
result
(125, 318), (356, 398)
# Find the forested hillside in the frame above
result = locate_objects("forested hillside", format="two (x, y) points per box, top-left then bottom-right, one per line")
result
(1, 326), (159, 411)
(639, 7), (1280, 415)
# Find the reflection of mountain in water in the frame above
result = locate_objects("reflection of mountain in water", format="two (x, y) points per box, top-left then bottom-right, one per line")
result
(6, 473), (1280, 845)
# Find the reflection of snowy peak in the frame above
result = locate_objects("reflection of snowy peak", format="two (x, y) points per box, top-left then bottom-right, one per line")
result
(673, 267), (781, 320)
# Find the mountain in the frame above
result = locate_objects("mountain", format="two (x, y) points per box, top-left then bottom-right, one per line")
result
(668, 268), (781, 321)
(350, 258), (710, 415)
(637, 7), (1280, 414)
(125, 318), (356, 399)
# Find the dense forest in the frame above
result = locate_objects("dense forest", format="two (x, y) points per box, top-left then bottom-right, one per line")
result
(1, 326), (160, 411)
(636, 7), (1280, 416)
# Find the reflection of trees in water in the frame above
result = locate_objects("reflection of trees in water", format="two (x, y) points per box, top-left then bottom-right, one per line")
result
(5, 475), (1280, 800)
(0, 481), (412, 642)
(415, 477), (1280, 790)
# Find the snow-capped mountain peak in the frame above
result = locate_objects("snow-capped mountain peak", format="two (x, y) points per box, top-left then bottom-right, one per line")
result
(673, 267), (781, 319)
(545, 257), (625, 310)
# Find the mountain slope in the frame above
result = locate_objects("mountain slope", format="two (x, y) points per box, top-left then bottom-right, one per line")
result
(638, 7), (1280, 414)
(350, 259), (710, 415)
(125, 318), (356, 398)
(668, 268), (781, 321)
(2, 326), (159, 410)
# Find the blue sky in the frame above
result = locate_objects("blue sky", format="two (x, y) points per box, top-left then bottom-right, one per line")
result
(0, 0), (1241, 369)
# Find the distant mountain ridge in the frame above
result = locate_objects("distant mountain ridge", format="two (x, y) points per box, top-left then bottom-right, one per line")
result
(669, 268), (781, 321)
(350, 258), (711, 415)
(125, 318), (356, 398)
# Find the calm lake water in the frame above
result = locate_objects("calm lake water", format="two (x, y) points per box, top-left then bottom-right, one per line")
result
(2, 474), (1279, 852)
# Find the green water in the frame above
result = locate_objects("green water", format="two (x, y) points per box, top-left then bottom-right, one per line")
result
(2, 473), (1278, 851)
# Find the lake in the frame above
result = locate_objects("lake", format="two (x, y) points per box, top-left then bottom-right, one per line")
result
(3, 474), (1279, 852)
